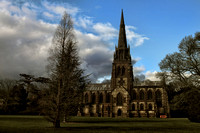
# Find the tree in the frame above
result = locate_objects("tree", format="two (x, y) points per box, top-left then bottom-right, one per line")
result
(159, 32), (200, 122)
(0, 76), (48, 115)
(7, 84), (28, 114)
(156, 72), (177, 102)
(0, 79), (17, 114)
(159, 32), (200, 87)
(42, 12), (88, 128)
(19, 74), (49, 114)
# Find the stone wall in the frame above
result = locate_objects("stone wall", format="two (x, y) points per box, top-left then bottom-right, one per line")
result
(81, 85), (170, 118)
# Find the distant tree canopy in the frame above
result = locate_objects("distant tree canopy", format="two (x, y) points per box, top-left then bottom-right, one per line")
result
(0, 79), (17, 114)
(0, 75), (49, 115)
(159, 32), (200, 122)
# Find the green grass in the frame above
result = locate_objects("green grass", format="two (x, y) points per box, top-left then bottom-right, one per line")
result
(0, 115), (200, 133)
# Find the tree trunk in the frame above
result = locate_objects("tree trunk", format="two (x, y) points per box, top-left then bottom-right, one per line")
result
(53, 79), (61, 128)
(53, 119), (60, 128)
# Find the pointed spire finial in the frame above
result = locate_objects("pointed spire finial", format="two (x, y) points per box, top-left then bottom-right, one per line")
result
(118, 9), (127, 48)
(120, 9), (124, 26)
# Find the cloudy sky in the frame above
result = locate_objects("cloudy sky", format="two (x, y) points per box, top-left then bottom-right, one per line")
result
(0, 0), (200, 82)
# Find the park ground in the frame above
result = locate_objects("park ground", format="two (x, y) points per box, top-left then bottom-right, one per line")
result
(0, 115), (200, 133)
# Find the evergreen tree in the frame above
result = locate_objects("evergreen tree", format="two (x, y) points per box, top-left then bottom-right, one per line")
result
(42, 12), (88, 128)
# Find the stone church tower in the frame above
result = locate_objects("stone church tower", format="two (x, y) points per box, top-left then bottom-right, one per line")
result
(80, 10), (170, 118)
(111, 10), (134, 93)
(111, 10), (134, 117)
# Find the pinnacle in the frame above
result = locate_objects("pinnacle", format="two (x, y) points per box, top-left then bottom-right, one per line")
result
(118, 9), (127, 48)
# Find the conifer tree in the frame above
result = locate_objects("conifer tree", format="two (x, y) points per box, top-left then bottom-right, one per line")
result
(42, 12), (88, 128)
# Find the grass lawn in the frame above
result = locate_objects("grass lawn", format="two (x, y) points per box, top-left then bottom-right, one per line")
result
(0, 115), (200, 133)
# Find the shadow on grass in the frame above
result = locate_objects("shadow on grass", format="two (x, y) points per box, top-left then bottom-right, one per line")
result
(68, 119), (170, 123)
(45, 126), (194, 132)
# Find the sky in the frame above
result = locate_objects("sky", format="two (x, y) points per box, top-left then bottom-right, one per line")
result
(0, 0), (200, 82)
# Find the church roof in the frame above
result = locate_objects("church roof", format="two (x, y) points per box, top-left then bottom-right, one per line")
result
(86, 81), (162, 91)
(134, 81), (162, 86)
(86, 83), (111, 91)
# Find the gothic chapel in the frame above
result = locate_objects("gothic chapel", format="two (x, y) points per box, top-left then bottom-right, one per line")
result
(80, 10), (170, 117)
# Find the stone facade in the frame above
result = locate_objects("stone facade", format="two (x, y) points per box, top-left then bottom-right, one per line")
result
(80, 10), (170, 117)
(81, 81), (170, 118)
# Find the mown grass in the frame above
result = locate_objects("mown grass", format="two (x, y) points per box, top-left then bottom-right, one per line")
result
(0, 115), (200, 133)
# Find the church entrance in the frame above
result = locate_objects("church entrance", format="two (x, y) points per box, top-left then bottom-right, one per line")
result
(117, 109), (122, 116)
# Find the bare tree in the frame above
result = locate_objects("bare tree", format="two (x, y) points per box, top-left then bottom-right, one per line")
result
(42, 12), (88, 128)
(0, 79), (17, 113)
(0, 79), (17, 92)
(159, 32), (200, 87)
(159, 32), (200, 122)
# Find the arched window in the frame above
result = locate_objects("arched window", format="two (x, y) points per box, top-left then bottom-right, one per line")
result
(132, 104), (135, 111)
(140, 104), (144, 110)
(85, 93), (88, 103)
(106, 93), (110, 103)
(117, 66), (121, 76)
(148, 104), (152, 110)
(155, 90), (162, 107)
(99, 93), (103, 103)
(117, 109), (122, 116)
(132, 90), (137, 100)
(91, 93), (96, 104)
(139, 90), (145, 100)
(147, 90), (153, 100)
(121, 66), (125, 75)
(117, 93), (123, 106)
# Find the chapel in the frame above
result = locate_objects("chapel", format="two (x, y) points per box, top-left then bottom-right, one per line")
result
(80, 10), (170, 117)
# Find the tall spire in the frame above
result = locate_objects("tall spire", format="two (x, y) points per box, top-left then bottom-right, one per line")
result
(120, 9), (125, 25)
(118, 9), (127, 48)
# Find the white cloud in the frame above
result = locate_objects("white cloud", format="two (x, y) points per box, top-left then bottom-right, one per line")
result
(126, 25), (137, 30)
(0, 5), (56, 79)
(0, 1), (11, 14)
(0, 1), (37, 20)
(145, 71), (160, 81)
(77, 16), (149, 46)
(43, 12), (54, 18)
(0, 1), (111, 82)
(76, 19), (149, 47)
(76, 17), (118, 41)
(93, 22), (118, 41)
(43, 1), (79, 16)
(131, 57), (142, 65)
(77, 16), (93, 29)
(134, 57), (142, 62)
(126, 25), (149, 47)
(0, 0), (149, 82)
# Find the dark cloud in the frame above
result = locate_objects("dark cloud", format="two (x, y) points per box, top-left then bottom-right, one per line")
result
(0, 11), (55, 79)
(131, 59), (137, 65)
(0, 11), (141, 82)
(0, 10), (114, 82)
(133, 65), (145, 75)
(135, 74), (145, 81)
(0, 1), (148, 82)
(75, 30), (113, 82)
